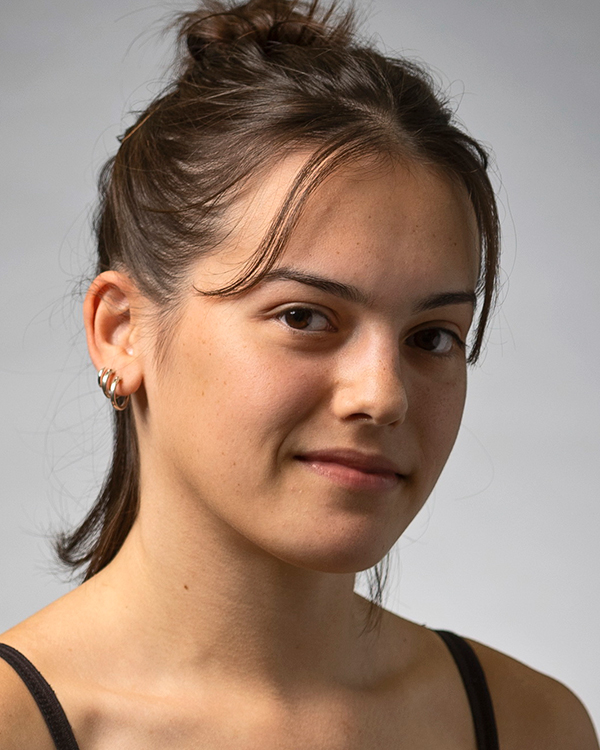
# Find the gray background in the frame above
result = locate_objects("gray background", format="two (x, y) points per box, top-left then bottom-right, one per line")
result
(1, 0), (599, 728)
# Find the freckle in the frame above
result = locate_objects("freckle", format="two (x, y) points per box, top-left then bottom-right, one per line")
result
(183, 584), (189, 591)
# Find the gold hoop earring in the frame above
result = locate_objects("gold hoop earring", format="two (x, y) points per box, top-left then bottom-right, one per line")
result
(97, 367), (130, 411)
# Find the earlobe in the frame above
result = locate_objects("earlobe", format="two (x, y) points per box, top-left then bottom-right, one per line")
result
(84, 271), (144, 402)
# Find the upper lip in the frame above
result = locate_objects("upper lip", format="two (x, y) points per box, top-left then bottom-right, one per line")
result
(295, 449), (404, 476)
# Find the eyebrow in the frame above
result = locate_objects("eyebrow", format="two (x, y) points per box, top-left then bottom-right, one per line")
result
(259, 268), (477, 312)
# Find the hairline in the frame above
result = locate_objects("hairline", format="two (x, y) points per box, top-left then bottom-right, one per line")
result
(150, 140), (485, 374)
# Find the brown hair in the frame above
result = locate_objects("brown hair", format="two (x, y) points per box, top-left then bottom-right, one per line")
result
(57, 0), (500, 620)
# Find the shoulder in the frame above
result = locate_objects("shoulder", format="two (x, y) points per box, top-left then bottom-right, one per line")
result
(0, 650), (56, 749)
(0, 600), (83, 750)
(467, 638), (599, 750)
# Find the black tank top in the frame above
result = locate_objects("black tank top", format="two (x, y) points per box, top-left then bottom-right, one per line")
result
(0, 631), (499, 749)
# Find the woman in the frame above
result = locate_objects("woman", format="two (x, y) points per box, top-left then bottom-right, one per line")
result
(0, 0), (597, 747)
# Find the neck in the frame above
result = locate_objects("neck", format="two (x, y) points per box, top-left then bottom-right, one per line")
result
(85, 498), (384, 696)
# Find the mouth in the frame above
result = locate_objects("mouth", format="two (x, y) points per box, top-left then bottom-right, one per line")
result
(295, 448), (404, 475)
(294, 455), (404, 492)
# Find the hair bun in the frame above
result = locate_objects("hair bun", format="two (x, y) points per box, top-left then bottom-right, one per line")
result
(179, 0), (353, 62)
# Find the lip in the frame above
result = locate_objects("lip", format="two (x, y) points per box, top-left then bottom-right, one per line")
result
(295, 449), (404, 476)
(294, 449), (405, 491)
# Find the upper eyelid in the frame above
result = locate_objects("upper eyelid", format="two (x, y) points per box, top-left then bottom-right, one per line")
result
(273, 303), (336, 320)
(408, 318), (467, 340)
(409, 323), (465, 339)
(265, 287), (470, 323)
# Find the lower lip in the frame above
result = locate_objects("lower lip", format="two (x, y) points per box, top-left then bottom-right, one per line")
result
(296, 458), (401, 491)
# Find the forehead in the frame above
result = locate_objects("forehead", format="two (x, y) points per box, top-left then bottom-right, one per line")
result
(198, 151), (480, 300)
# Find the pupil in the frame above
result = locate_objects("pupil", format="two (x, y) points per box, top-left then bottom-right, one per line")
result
(286, 309), (311, 329)
(418, 330), (441, 349)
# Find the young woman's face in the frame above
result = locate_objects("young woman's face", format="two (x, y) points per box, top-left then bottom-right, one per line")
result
(138, 155), (479, 573)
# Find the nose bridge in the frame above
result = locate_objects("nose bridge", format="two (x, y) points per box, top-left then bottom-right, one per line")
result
(334, 326), (408, 426)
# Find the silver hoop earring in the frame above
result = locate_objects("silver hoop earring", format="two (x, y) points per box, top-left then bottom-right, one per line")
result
(97, 367), (130, 411)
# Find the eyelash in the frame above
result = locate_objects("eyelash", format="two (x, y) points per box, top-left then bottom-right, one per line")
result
(275, 306), (466, 355)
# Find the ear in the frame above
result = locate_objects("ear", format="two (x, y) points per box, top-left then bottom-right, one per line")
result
(84, 271), (145, 400)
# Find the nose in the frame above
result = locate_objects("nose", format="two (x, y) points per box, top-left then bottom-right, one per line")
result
(331, 333), (408, 427)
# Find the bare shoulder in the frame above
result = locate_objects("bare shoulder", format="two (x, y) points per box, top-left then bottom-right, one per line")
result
(467, 638), (599, 750)
(0, 654), (55, 749)
(0, 593), (86, 749)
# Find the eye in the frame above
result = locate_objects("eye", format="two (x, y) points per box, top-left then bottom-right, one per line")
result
(276, 306), (334, 332)
(407, 327), (464, 356)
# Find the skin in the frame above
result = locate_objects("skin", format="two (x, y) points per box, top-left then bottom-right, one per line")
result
(0, 155), (597, 749)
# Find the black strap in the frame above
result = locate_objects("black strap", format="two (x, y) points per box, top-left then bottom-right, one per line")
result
(435, 630), (500, 750)
(0, 634), (497, 750)
(0, 643), (80, 750)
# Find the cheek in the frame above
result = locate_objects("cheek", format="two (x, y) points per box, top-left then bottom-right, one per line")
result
(163, 324), (328, 474)
(410, 370), (467, 489)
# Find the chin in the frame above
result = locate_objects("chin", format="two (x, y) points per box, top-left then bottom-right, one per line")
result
(270, 529), (396, 575)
